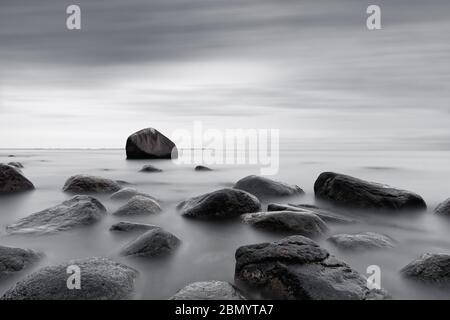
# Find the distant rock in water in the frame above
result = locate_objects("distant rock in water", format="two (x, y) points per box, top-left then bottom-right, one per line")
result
(242, 211), (328, 238)
(7, 162), (24, 169)
(401, 253), (450, 286)
(434, 199), (450, 216)
(314, 172), (427, 211)
(1, 257), (138, 300)
(110, 187), (156, 201)
(6, 195), (106, 235)
(110, 221), (159, 233)
(178, 188), (261, 219)
(63, 175), (121, 194)
(0, 164), (34, 194)
(234, 175), (304, 200)
(113, 195), (161, 216)
(0, 245), (42, 279)
(126, 128), (177, 159)
(170, 281), (246, 300)
(120, 228), (180, 257)
(139, 164), (163, 173)
(327, 232), (395, 250)
(235, 235), (388, 300)
(195, 165), (212, 171)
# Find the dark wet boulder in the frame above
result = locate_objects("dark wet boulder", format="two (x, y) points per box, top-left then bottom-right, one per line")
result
(178, 188), (261, 219)
(126, 128), (177, 159)
(234, 175), (304, 199)
(139, 164), (162, 173)
(1, 257), (137, 300)
(120, 228), (180, 257)
(434, 199), (450, 216)
(195, 165), (212, 171)
(242, 211), (328, 238)
(63, 175), (121, 194)
(112, 195), (161, 216)
(170, 281), (245, 300)
(401, 253), (450, 286)
(110, 221), (159, 233)
(314, 172), (426, 211)
(110, 187), (156, 201)
(0, 246), (42, 279)
(327, 232), (395, 250)
(0, 164), (34, 194)
(267, 203), (357, 224)
(6, 195), (106, 235)
(7, 162), (24, 169)
(235, 235), (388, 300)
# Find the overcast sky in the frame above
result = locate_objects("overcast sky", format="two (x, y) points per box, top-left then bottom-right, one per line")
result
(1, 0), (449, 149)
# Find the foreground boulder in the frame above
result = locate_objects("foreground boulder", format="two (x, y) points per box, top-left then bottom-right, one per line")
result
(242, 211), (328, 238)
(6, 195), (106, 235)
(139, 164), (162, 173)
(235, 236), (387, 300)
(0, 164), (34, 194)
(120, 228), (180, 257)
(126, 128), (177, 159)
(178, 188), (261, 219)
(314, 172), (426, 211)
(110, 187), (156, 201)
(234, 175), (304, 199)
(110, 221), (159, 233)
(170, 281), (245, 300)
(63, 175), (121, 194)
(328, 232), (395, 250)
(401, 253), (450, 286)
(113, 195), (161, 216)
(434, 199), (450, 215)
(1, 257), (137, 300)
(0, 245), (42, 279)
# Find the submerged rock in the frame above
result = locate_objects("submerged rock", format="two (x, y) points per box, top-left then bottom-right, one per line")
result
(120, 228), (180, 257)
(314, 172), (426, 211)
(0, 164), (34, 194)
(110, 187), (156, 201)
(6, 195), (106, 235)
(328, 232), (395, 250)
(235, 235), (388, 300)
(139, 164), (163, 173)
(434, 199), (450, 216)
(113, 195), (161, 216)
(0, 245), (42, 279)
(1, 257), (138, 300)
(63, 175), (121, 194)
(401, 253), (450, 286)
(242, 211), (328, 238)
(195, 165), (212, 171)
(234, 175), (304, 199)
(126, 128), (177, 159)
(110, 221), (159, 233)
(178, 188), (261, 219)
(170, 281), (245, 300)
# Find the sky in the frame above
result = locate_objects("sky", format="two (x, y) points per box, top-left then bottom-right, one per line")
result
(0, 0), (449, 149)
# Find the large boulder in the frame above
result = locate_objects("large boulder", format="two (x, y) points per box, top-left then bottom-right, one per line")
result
(314, 172), (426, 211)
(126, 128), (177, 159)
(178, 188), (261, 219)
(110, 221), (159, 233)
(327, 232), (395, 250)
(234, 175), (304, 199)
(6, 195), (107, 235)
(434, 199), (450, 215)
(0, 245), (42, 279)
(401, 253), (450, 286)
(170, 281), (245, 300)
(1, 257), (138, 300)
(63, 175), (121, 194)
(0, 164), (34, 194)
(112, 195), (161, 216)
(242, 211), (328, 238)
(110, 187), (156, 201)
(235, 236), (387, 300)
(120, 228), (180, 257)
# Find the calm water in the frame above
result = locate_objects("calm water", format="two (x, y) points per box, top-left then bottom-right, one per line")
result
(1, 148), (450, 300)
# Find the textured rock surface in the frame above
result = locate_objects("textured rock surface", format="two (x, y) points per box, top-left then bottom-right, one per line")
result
(63, 175), (121, 194)
(401, 253), (450, 285)
(235, 236), (388, 300)
(0, 164), (34, 194)
(242, 211), (328, 238)
(178, 188), (261, 219)
(6, 195), (107, 235)
(434, 199), (450, 215)
(126, 128), (177, 159)
(113, 195), (161, 216)
(110, 187), (156, 201)
(0, 245), (42, 279)
(170, 281), (245, 300)
(1, 257), (138, 300)
(234, 175), (304, 199)
(120, 228), (180, 257)
(110, 221), (159, 233)
(328, 232), (395, 250)
(314, 172), (427, 211)
(139, 164), (163, 173)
